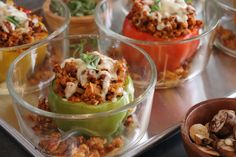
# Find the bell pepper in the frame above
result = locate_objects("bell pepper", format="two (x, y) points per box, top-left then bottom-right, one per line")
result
(122, 18), (200, 72)
(0, 32), (48, 82)
(48, 76), (134, 137)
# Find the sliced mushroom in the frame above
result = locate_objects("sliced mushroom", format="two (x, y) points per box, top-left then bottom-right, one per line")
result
(190, 124), (209, 143)
(233, 126), (236, 140)
(210, 133), (219, 141)
(233, 141), (236, 152)
(210, 111), (228, 133)
(217, 139), (226, 150)
(217, 124), (233, 139)
(196, 145), (220, 156)
(218, 144), (236, 157)
(210, 112), (233, 138)
(194, 134), (213, 146)
(220, 110), (236, 125)
(225, 138), (235, 146)
(205, 123), (210, 130)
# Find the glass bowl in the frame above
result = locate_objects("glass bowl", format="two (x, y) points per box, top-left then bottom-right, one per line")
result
(214, 0), (236, 58)
(95, 0), (219, 89)
(0, 0), (70, 95)
(7, 35), (157, 156)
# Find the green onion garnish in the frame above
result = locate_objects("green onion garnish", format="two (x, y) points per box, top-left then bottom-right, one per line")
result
(6, 16), (20, 27)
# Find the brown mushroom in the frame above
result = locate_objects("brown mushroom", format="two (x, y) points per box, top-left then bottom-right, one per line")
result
(218, 144), (236, 157)
(189, 124), (209, 143)
(196, 145), (220, 156)
(221, 110), (236, 125)
(194, 134), (213, 146)
(210, 111), (228, 133)
(210, 111), (233, 138)
(216, 124), (233, 139)
(233, 126), (236, 139)
(225, 138), (235, 147)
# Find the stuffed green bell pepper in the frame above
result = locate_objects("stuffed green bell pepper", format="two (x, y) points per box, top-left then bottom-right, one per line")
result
(48, 51), (134, 137)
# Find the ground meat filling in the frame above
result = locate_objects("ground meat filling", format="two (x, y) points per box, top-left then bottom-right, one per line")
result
(0, 2), (48, 47)
(217, 26), (236, 50)
(53, 52), (128, 105)
(29, 98), (128, 157)
(127, 0), (203, 39)
(0, 18), (47, 47)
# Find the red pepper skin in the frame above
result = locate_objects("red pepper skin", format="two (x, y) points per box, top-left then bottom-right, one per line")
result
(18, 6), (32, 14)
(122, 18), (200, 72)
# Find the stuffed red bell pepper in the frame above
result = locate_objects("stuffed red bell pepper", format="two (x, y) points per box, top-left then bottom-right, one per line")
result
(122, 0), (203, 84)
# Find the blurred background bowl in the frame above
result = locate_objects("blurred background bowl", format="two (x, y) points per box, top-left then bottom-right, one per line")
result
(95, 0), (219, 89)
(0, 0), (70, 95)
(181, 98), (236, 157)
(7, 34), (157, 156)
(214, 0), (236, 58)
(43, 0), (98, 35)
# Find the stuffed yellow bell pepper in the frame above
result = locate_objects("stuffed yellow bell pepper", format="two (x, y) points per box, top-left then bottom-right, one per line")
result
(0, 1), (48, 82)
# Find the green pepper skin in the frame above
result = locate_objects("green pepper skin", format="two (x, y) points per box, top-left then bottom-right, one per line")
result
(48, 76), (134, 137)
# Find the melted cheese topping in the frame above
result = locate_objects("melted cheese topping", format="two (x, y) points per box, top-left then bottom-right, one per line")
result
(140, 0), (195, 30)
(0, 1), (41, 33)
(61, 51), (120, 100)
(65, 81), (78, 98)
(159, 0), (188, 22)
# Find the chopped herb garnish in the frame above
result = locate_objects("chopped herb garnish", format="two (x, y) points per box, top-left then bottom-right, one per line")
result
(151, 5), (160, 12)
(151, 0), (161, 12)
(80, 53), (100, 70)
(51, 0), (96, 17)
(50, 0), (64, 16)
(185, 0), (192, 3)
(6, 16), (20, 26)
(70, 39), (87, 57)
(68, 0), (96, 17)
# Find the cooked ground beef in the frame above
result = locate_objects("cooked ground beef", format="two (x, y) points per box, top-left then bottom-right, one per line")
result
(127, 0), (203, 39)
(53, 58), (128, 105)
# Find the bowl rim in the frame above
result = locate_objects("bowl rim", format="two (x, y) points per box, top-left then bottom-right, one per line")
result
(7, 34), (157, 120)
(0, 0), (70, 51)
(95, 0), (219, 45)
(181, 98), (236, 157)
(43, 0), (95, 22)
(215, 0), (236, 12)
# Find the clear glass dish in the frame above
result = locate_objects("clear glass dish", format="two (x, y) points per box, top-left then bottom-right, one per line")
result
(7, 35), (157, 156)
(95, 0), (219, 89)
(214, 0), (236, 58)
(0, 0), (70, 95)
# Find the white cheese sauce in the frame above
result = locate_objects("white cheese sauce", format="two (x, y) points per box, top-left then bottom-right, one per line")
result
(140, 0), (194, 30)
(61, 51), (122, 100)
(0, 1), (36, 33)
(65, 81), (78, 99)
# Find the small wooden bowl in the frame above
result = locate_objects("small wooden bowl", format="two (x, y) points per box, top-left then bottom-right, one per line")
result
(181, 98), (236, 157)
(43, 0), (97, 35)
